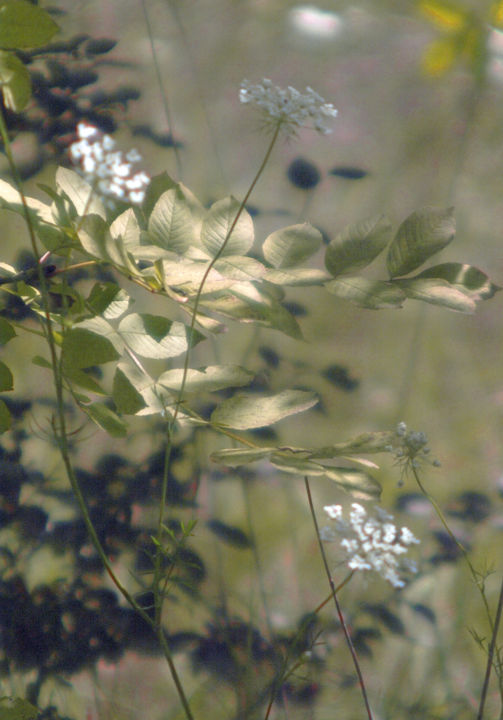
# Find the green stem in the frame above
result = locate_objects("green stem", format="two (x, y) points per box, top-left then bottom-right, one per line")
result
(477, 574), (503, 720)
(304, 476), (374, 720)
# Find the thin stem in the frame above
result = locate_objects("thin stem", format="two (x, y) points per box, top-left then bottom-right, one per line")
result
(171, 121), (281, 430)
(477, 574), (503, 720)
(304, 477), (374, 720)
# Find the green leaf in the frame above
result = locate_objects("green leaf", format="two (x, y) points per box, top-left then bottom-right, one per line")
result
(211, 389), (318, 430)
(78, 215), (138, 275)
(31, 355), (51, 369)
(0, 696), (38, 720)
(81, 402), (128, 437)
(325, 215), (392, 277)
(87, 283), (131, 320)
(325, 277), (406, 309)
(0, 1), (59, 48)
(159, 258), (236, 296)
(142, 172), (204, 228)
(0, 49), (31, 111)
(0, 360), (13, 391)
(214, 255), (266, 281)
(0, 398), (11, 432)
(62, 319), (121, 369)
(264, 267), (330, 286)
(112, 365), (147, 414)
(110, 208), (141, 248)
(387, 207), (455, 278)
(118, 313), (198, 359)
(392, 277), (476, 312)
(56, 168), (106, 219)
(201, 196), (254, 257)
(0, 317), (15, 345)
(311, 432), (397, 458)
(263, 223), (322, 268)
(64, 367), (106, 395)
(210, 447), (276, 466)
(148, 186), (197, 253)
(415, 263), (501, 301)
(158, 365), (254, 394)
(113, 360), (171, 417)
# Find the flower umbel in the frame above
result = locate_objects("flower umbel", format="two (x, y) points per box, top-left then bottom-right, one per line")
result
(386, 422), (440, 486)
(322, 503), (420, 588)
(69, 122), (150, 205)
(239, 78), (337, 136)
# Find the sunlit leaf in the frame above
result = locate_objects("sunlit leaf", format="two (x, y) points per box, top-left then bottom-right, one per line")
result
(211, 389), (318, 429)
(263, 223), (322, 268)
(0, 49), (31, 110)
(325, 277), (406, 309)
(87, 283), (131, 320)
(55, 168), (106, 219)
(387, 207), (455, 277)
(158, 365), (254, 393)
(415, 263), (501, 301)
(113, 360), (170, 417)
(310, 432), (397, 457)
(0, 1), (59, 48)
(118, 313), (199, 359)
(149, 186), (196, 253)
(210, 447), (276, 466)
(264, 267), (330, 286)
(393, 277), (475, 312)
(325, 215), (392, 277)
(110, 208), (141, 249)
(201, 196), (254, 257)
(214, 255), (266, 281)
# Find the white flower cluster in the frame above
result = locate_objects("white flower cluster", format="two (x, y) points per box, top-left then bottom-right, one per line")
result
(239, 78), (338, 135)
(69, 122), (150, 205)
(323, 503), (420, 588)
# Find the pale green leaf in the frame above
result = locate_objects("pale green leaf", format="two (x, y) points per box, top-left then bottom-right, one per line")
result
(110, 208), (141, 248)
(158, 364), (254, 393)
(264, 267), (330, 286)
(0, 1), (59, 48)
(387, 206), (455, 278)
(325, 277), (406, 308)
(210, 447), (276, 466)
(148, 186), (196, 253)
(311, 432), (397, 458)
(415, 263), (501, 301)
(325, 215), (392, 277)
(55, 168), (106, 219)
(159, 258), (234, 296)
(201, 196), (254, 257)
(118, 313), (195, 359)
(263, 223), (322, 268)
(113, 360), (172, 417)
(211, 389), (318, 429)
(87, 283), (131, 320)
(214, 255), (266, 281)
(392, 277), (476, 312)
(0, 49), (30, 110)
(81, 402), (128, 437)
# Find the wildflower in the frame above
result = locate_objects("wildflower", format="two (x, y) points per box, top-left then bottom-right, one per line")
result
(322, 502), (420, 588)
(239, 79), (337, 136)
(385, 422), (440, 486)
(69, 122), (150, 204)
